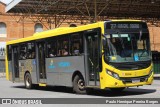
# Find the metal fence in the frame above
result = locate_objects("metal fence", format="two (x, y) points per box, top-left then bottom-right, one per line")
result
(152, 51), (160, 74)
(0, 60), (5, 73)
(0, 68), (5, 73)
(0, 60), (5, 77)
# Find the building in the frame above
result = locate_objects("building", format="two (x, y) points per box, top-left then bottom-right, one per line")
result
(0, 2), (47, 72)
(1, 1), (160, 72)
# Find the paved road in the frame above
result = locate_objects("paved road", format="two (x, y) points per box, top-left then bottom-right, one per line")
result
(0, 78), (159, 98)
(0, 78), (160, 107)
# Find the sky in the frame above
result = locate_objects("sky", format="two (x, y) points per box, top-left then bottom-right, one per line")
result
(0, 0), (12, 4)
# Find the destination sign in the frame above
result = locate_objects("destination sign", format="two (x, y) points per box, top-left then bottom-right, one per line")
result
(110, 24), (140, 29)
(106, 22), (147, 29)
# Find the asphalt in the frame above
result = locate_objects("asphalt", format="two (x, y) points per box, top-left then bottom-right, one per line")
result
(0, 75), (160, 107)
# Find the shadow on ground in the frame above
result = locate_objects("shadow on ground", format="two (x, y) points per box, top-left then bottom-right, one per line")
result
(87, 88), (156, 97)
(11, 85), (156, 97)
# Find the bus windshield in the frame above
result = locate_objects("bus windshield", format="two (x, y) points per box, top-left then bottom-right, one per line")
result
(104, 32), (151, 63)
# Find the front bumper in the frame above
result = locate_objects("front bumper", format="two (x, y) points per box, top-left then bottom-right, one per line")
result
(100, 72), (154, 89)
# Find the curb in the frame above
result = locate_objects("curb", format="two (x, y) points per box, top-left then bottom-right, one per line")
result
(154, 74), (160, 77)
(154, 74), (160, 80)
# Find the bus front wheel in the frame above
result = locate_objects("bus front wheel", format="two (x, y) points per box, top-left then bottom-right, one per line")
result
(24, 73), (33, 89)
(73, 75), (86, 94)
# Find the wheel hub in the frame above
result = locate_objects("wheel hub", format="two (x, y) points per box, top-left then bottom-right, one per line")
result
(26, 77), (30, 87)
(78, 79), (85, 90)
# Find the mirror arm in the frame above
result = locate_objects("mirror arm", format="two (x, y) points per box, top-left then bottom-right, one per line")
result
(102, 34), (105, 37)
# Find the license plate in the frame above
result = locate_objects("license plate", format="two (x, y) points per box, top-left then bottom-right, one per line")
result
(132, 79), (140, 83)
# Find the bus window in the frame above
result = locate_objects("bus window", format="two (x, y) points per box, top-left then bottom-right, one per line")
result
(70, 32), (83, 56)
(57, 36), (69, 56)
(7, 45), (12, 61)
(47, 38), (57, 57)
(19, 43), (27, 60)
(27, 42), (35, 59)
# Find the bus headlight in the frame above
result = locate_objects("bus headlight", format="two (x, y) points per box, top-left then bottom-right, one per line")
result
(106, 69), (120, 80)
(148, 69), (153, 77)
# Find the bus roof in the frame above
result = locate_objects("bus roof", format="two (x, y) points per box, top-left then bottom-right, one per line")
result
(7, 22), (103, 45)
(6, 20), (144, 45)
(111, 19), (142, 22)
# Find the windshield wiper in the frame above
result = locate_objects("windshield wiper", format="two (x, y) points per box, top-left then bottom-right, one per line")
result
(139, 30), (142, 41)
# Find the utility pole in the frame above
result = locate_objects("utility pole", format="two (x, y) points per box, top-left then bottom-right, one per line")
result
(94, 0), (97, 22)
(55, 15), (57, 28)
(22, 16), (24, 38)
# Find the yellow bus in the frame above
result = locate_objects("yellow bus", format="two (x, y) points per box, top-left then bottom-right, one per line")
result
(6, 20), (153, 94)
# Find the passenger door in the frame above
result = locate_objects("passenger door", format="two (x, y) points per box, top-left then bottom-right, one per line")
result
(12, 46), (19, 81)
(84, 28), (102, 86)
(36, 42), (47, 83)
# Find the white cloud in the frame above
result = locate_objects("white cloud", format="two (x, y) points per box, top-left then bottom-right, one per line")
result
(0, 0), (12, 4)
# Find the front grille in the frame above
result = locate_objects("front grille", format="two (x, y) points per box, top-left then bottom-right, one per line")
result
(120, 75), (148, 84)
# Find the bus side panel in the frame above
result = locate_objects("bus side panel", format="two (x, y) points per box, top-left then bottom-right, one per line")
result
(31, 59), (37, 84)
(19, 60), (25, 82)
(45, 58), (59, 85)
(19, 59), (37, 84)
(46, 56), (85, 87)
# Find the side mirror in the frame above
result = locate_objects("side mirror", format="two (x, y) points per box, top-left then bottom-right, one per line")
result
(103, 38), (107, 49)
(102, 50), (104, 55)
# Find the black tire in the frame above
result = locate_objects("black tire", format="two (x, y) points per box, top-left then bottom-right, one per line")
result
(110, 87), (125, 92)
(24, 73), (33, 89)
(73, 75), (86, 94)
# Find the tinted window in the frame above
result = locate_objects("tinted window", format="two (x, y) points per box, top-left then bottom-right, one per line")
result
(27, 42), (35, 59)
(7, 45), (12, 61)
(19, 43), (27, 60)
(47, 38), (57, 58)
(70, 33), (83, 56)
(57, 36), (69, 56)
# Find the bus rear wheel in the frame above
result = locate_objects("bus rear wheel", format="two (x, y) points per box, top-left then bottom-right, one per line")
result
(24, 73), (33, 89)
(73, 75), (86, 94)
